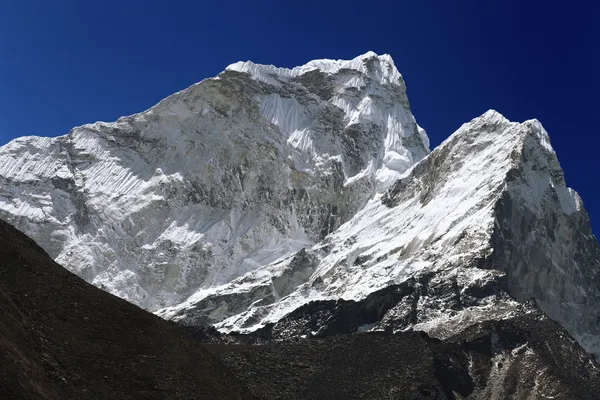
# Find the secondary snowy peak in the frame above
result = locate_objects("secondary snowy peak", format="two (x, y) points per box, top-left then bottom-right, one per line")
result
(162, 110), (600, 358)
(0, 53), (428, 312)
(160, 109), (526, 326)
(226, 51), (404, 87)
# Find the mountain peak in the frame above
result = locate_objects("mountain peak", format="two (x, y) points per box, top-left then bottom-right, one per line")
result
(459, 111), (557, 159)
(0, 52), (427, 312)
(225, 51), (403, 86)
(2, 50), (600, 382)
(480, 108), (508, 121)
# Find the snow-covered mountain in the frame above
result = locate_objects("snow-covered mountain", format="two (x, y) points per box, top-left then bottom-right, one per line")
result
(0, 52), (428, 310)
(2, 52), (600, 361)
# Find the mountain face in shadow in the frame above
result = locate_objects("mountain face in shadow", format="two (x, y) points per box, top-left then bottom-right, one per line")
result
(0, 220), (253, 400)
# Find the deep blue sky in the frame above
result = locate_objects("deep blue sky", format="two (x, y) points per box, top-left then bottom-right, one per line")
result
(1, 0), (598, 231)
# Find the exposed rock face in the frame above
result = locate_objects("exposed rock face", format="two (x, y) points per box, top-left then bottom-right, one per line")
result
(0, 52), (428, 310)
(3, 211), (599, 400)
(490, 138), (600, 355)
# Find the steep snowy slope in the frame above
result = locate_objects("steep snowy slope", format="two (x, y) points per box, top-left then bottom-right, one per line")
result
(0, 52), (428, 310)
(162, 110), (600, 359)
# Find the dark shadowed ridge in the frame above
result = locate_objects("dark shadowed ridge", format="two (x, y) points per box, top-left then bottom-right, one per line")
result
(0, 220), (254, 400)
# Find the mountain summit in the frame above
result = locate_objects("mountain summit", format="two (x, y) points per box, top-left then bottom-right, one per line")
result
(1, 53), (600, 363)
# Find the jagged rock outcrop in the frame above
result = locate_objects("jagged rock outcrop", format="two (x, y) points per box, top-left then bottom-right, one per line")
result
(0, 52), (428, 310)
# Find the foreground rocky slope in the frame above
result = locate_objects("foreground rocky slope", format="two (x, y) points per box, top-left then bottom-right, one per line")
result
(0, 52), (428, 311)
(0, 220), (253, 400)
(206, 313), (600, 400)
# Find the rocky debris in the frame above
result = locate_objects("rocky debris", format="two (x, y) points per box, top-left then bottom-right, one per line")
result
(207, 313), (600, 400)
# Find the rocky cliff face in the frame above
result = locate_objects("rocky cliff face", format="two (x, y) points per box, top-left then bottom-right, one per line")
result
(0, 52), (428, 310)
